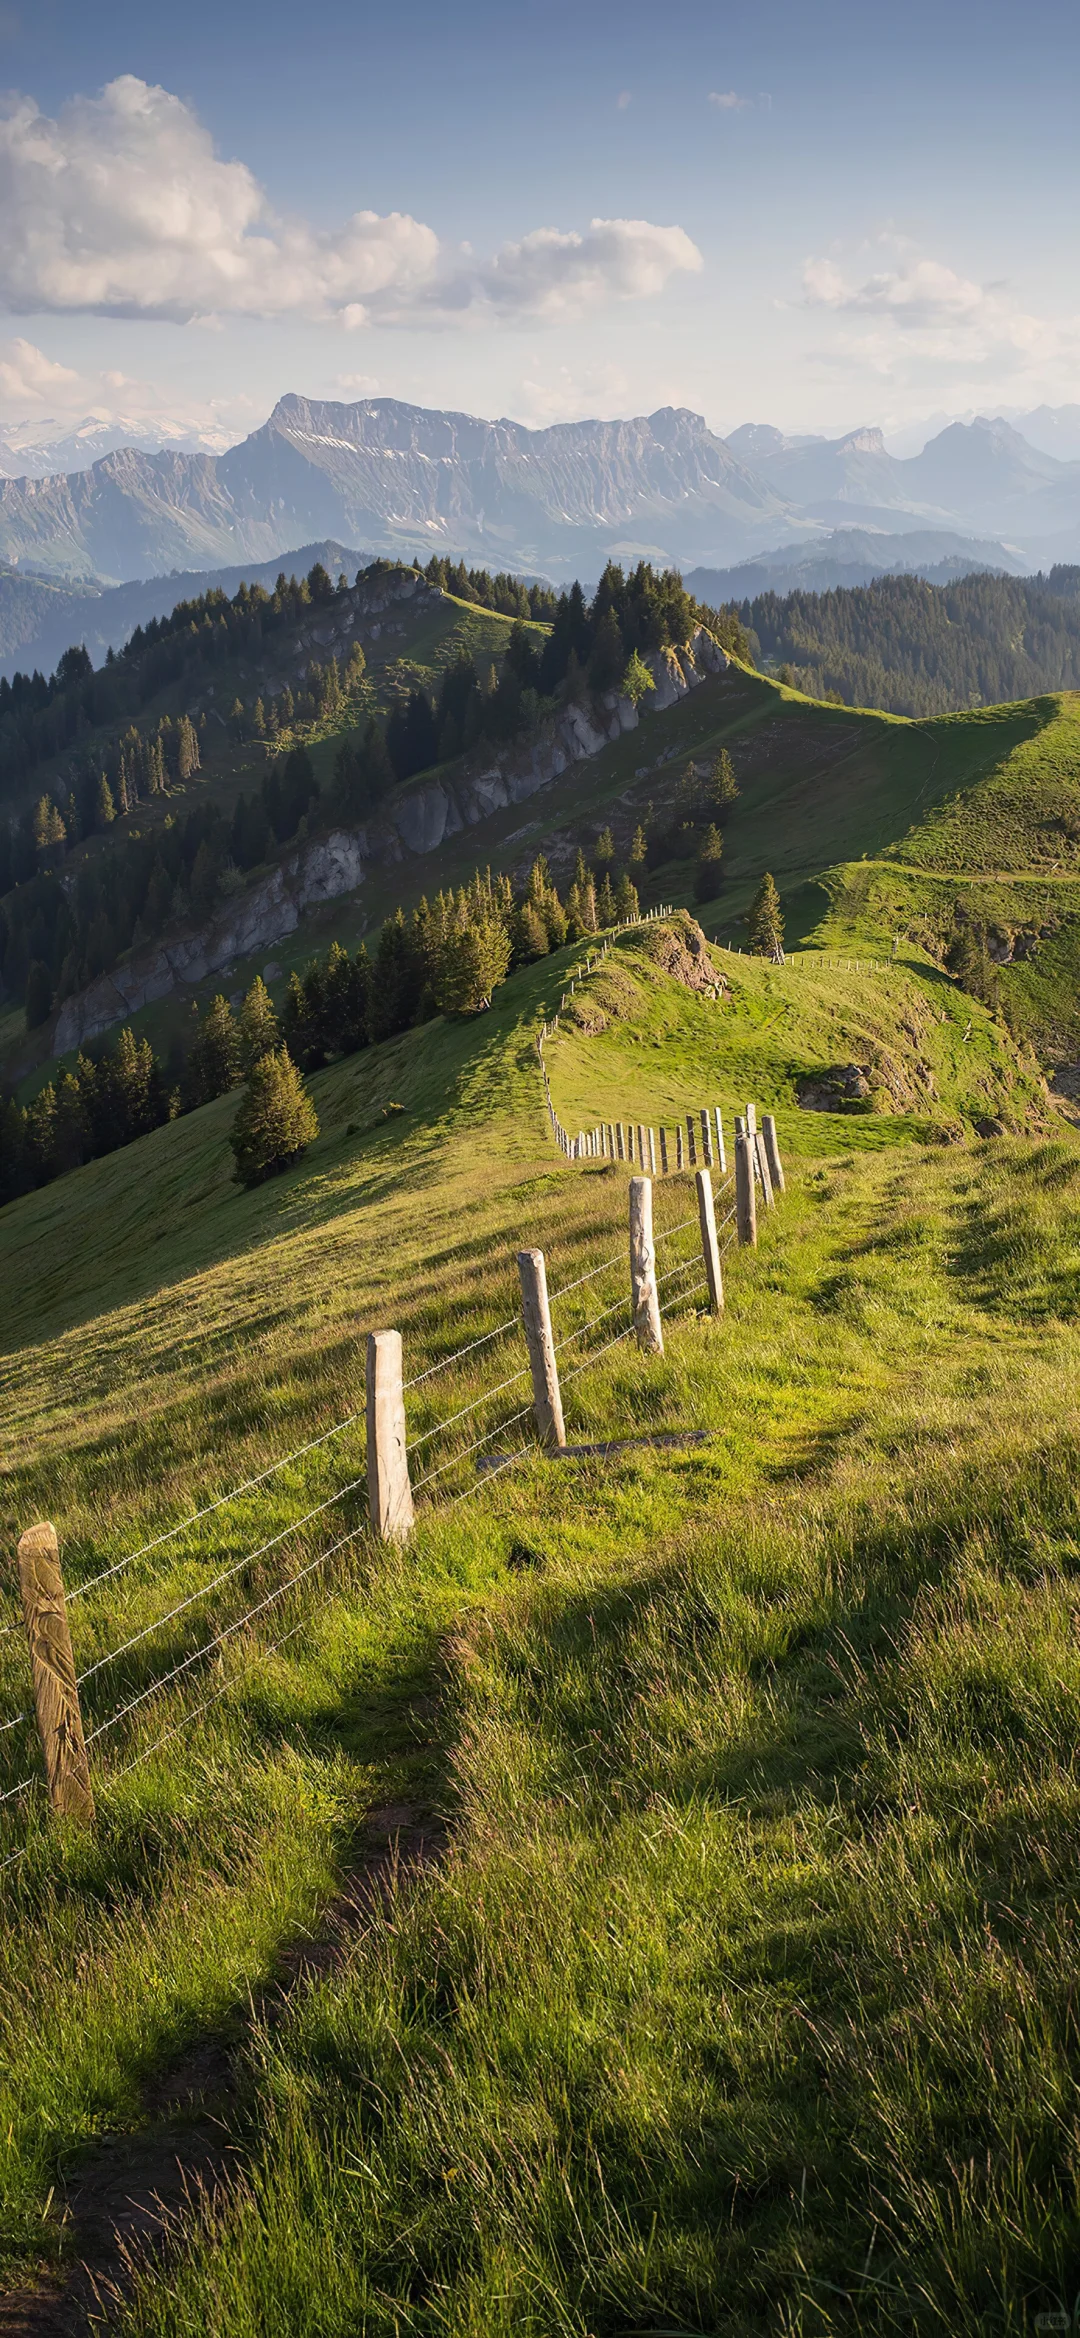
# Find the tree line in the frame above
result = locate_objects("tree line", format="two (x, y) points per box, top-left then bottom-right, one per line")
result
(740, 567), (1080, 717)
(0, 834), (648, 1208)
(1, 559), (744, 1030)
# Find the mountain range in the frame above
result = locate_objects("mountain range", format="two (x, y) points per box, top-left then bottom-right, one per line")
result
(3, 396), (1080, 601)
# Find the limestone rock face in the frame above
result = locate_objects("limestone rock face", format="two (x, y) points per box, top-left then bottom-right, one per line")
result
(49, 626), (732, 1058)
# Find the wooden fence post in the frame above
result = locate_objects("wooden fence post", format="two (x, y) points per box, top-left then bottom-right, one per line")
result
(746, 1102), (757, 1136)
(366, 1331), (415, 1544)
(17, 1523), (94, 1826)
(676, 1125), (685, 1171)
(606, 1123), (615, 1159)
(616, 1123), (626, 1162)
(518, 1249), (566, 1451)
(735, 1133), (757, 1247)
(637, 1124), (647, 1174)
(648, 1128), (658, 1175)
(696, 1170), (724, 1314)
(700, 1109), (713, 1168)
(659, 1127), (669, 1174)
(628, 1177), (664, 1354)
(762, 1114), (785, 1194)
(685, 1114), (697, 1167)
(714, 1107), (727, 1174)
(754, 1130), (775, 1209)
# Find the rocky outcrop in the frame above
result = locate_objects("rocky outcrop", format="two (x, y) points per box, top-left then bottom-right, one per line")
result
(50, 626), (731, 1056)
(54, 832), (369, 1053)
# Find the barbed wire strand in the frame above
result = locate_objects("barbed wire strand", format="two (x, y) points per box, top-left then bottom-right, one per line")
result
(405, 1364), (532, 1455)
(74, 1463), (370, 1692)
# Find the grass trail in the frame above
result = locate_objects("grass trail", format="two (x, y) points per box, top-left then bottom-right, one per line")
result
(0, 923), (1078, 2329)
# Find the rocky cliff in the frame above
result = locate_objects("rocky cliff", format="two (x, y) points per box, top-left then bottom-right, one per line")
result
(52, 623), (730, 1056)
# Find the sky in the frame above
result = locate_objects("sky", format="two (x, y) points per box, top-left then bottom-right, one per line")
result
(0, 0), (1077, 450)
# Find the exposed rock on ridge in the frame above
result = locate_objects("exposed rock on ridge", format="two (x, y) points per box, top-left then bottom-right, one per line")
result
(52, 626), (730, 1055)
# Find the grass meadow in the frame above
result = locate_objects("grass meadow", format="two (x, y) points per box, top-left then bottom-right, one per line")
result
(0, 926), (1079, 2331)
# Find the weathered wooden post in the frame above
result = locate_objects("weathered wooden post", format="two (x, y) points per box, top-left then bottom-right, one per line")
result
(17, 1523), (94, 1826)
(606, 1123), (615, 1159)
(696, 1169), (724, 1314)
(659, 1127), (669, 1174)
(676, 1125), (685, 1171)
(754, 1130), (775, 1209)
(714, 1107), (727, 1174)
(629, 1177), (664, 1354)
(616, 1123), (626, 1163)
(746, 1102), (757, 1136)
(735, 1133), (757, 1247)
(762, 1113), (785, 1193)
(734, 1113), (746, 1140)
(700, 1109), (713, 1169)
(626, 1125), (635, 1165)
(648, 1128), (658, 1175)
(367, 1332), (415, 1544)
(518, 1249), (567, 1451)
(685, 1114), (697, 1166)
(637, 1124), (647, 1174)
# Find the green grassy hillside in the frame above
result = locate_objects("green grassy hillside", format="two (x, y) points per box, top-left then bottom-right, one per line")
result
(2, 916), (1080, 2330)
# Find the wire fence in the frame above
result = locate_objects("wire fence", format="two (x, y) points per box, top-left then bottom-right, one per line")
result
(0, 1138), (767, 1885)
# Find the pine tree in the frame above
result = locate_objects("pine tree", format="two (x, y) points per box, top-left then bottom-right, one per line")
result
(629, 823), (647, 871)
(615, 872), (640, 922)
(177, 714), (200, 779)
(747, 872), (785, 960)
(695, 823), (724, 902)
(597, 872), (617, 927)
(239, 976), (281, 1071)
(231, 1047), (319, 1187)
(187, 994), (242, 1103)
(431, 914), (512, 1017)
(96, 775), (116, 828)
(711, 748), (739, 818)
(595, 825), (615, 870)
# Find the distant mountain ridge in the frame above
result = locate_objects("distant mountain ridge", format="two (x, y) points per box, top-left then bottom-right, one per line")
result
(3, 394), (1080, 591)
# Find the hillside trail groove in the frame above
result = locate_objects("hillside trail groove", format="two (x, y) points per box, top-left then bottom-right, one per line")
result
(0, 1800), (445, 2338)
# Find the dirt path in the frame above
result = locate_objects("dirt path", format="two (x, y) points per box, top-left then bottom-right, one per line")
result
(0, 1802), (444, 2337)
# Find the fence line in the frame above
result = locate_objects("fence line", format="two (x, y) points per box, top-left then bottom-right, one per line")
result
(0, 1134), (783, 1878)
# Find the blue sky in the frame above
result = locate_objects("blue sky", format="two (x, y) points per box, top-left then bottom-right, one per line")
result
(0, 0), (1076, 446)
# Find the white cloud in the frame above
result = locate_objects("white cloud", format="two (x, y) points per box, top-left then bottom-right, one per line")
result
(0, 336), (78, 405)
(409, 220), (702, 327)
(708, 90), (750, 110)
(800, 238), (1080, 398)
(0, 76), (701, 333)
(514, 360), (633, 426)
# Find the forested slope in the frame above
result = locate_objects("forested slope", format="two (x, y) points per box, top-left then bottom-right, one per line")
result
(742, 566), (1080, 714)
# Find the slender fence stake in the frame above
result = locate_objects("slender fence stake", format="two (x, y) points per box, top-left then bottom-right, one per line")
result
(367, 1332), (415, 1543)
(637, 1124), (647, 1175)
(676, 1124), (685, 1171)
(616, 1123), (626, 1163)
(754, 1129), (775, 1209)
(762, 1114), (785, 1193)
(696, 1169), (724, 1314)
(714, 1107), (727, 1174)
(518, 1249), (567, 1451)
(735, 1133), (758, 1247)
(629, 1177), (664, 1354)
(686, 1114), (697, 1167)
(734, 1113), (746, 1140)
(659, 1127), (669, 1174)
(746, 1102), (757, 1136)
(606, 1123), (615, 1159)
(17, 1523), (94, 1826)
(700, 1109), (713, 1168)
(648, 1128), (658, 1175)
(626, 1124), (635, 1165)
